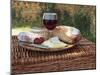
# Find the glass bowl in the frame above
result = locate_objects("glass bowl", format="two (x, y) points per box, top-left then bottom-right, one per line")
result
(31, 27), (49, 40)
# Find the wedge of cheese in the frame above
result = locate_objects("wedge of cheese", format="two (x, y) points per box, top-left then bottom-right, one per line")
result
(42, 37), (67, 48)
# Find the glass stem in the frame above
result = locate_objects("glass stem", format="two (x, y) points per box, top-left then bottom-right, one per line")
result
(49, 30), (52, 39)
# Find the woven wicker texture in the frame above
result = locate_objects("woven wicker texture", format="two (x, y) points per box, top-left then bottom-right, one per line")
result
(11, 36), (96, 74)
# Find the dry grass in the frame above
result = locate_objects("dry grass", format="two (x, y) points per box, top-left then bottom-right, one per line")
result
(12, 27), (31, 35)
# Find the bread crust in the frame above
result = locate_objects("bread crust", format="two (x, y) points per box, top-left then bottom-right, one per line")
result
(52, 26), (81, 44)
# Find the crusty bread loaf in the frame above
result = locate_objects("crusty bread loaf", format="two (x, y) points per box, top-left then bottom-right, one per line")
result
(52, 26), (81, 44)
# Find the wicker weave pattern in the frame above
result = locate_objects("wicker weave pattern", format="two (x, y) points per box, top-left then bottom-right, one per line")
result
(11, 36), (96, 74)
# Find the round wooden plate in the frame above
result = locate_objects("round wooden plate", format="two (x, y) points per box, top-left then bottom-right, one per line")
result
(19, 41), (75, 52)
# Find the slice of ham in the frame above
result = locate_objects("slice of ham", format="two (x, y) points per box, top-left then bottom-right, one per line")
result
(18, 32), (45, 44)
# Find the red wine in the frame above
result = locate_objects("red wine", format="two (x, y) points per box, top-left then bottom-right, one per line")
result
(43, 19), (57, 30)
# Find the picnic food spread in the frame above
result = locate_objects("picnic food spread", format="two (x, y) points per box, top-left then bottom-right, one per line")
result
(18, 26), (81, 50)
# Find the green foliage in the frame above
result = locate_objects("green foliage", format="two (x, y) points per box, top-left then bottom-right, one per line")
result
(60, 11), (73, 26)
(31, 16), (42, 27)
(46, 3), (56, 12)
(12, 7), (16, 19)
(73, 11), (95, 42)
(74, 11), (91, 32)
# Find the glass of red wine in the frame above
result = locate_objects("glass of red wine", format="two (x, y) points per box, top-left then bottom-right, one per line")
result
(43, 13), (57, 38)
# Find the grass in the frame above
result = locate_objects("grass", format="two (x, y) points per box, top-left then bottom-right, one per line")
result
(12, 27), (31, 35)
(82, 32), (96, 43)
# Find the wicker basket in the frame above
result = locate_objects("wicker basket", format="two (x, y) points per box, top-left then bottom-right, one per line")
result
(11, 35), (96, 74)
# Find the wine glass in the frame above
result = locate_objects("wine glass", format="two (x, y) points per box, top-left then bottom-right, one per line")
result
(43, 13), (57, 38)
